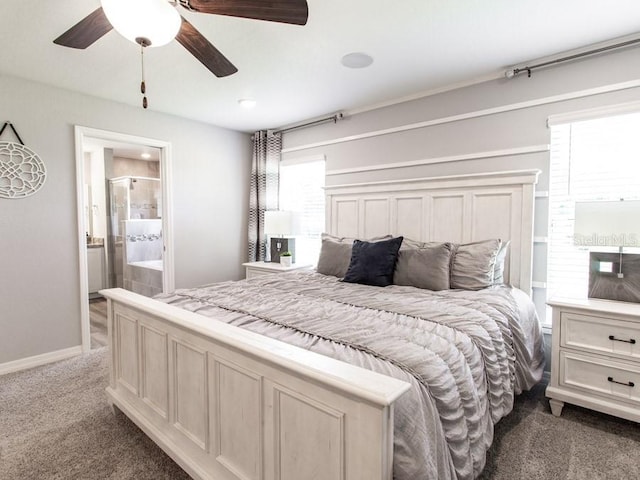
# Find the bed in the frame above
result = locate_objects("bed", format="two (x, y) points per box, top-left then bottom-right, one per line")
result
(101, 169), (544, 480)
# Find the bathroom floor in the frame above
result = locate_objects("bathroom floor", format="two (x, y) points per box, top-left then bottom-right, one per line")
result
(89, 298), (108, 349)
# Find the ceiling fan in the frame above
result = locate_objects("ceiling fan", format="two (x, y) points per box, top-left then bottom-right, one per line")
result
(54, 0), (309, 78)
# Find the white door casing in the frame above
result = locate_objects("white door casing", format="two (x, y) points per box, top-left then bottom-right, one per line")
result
(75, 125), (175, 352)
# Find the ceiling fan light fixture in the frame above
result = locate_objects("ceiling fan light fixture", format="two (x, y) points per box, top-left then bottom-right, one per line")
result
(238, 98), (257, 109)
(101, 0), (181, 47)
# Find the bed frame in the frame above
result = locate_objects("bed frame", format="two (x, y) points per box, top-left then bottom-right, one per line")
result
(101, 169), (539, 480)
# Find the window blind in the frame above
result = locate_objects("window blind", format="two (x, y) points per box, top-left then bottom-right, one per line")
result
(279, 159), (325, 265)
(547, 111), (640, 318)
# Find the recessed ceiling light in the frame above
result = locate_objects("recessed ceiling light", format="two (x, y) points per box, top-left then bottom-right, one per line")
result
(141, 153), (151, 159)
(341, 52), (374, 69)
(238, 98), (257, 109)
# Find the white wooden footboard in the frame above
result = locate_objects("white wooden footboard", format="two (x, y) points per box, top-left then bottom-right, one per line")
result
(101, 288), (411, 480)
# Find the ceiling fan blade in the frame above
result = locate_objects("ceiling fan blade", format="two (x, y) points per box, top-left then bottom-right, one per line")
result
(53, 7), (113, 49)
(176, 17), (238, 77)
(186, 0), (308, 26)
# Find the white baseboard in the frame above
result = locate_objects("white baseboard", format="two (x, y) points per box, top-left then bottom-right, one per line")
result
(0, 345), (83, 376)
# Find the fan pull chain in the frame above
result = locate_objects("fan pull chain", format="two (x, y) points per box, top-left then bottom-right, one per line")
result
(140, 41), (148, 109)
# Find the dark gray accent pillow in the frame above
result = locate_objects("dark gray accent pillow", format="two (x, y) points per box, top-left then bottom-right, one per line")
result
(316, 233), (392, 278)
(394, 243), (453, 290)
(342, 236), (404, 287)
(492, 240), (511, 285)
(450, 239), (502, 290)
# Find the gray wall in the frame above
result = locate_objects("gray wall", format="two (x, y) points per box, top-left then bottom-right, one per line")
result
(282, 46), (640, 328)
(0, 74), (251, 364)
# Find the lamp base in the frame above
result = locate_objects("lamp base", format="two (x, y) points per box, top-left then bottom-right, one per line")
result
(589, 252), (640, 303)
(270, 238), (295, 263)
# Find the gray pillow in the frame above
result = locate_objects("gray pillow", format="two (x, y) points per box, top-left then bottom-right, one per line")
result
(394, 242), (453, 290)
(450, 239), (502, 290)
(316, 233), (392, 278)
(316, 238), (353, 277)
(399, 237), (425, 250)
(492, 240), (511, 285)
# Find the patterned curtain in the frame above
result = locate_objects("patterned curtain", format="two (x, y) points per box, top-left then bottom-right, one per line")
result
(248, 130), (281, 262)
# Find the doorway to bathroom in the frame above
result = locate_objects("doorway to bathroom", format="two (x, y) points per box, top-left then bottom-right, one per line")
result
(75, 126), (174, 351)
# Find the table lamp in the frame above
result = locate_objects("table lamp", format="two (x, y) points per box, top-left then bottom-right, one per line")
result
(573, 200), (640, 301)
(264, 210), (300, 263)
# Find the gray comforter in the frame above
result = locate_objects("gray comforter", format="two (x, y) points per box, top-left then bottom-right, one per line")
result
(156, 271), (545, 480)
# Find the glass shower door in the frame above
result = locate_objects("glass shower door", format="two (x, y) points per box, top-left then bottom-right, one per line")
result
(107, 177), (163, 296)
(107, 178), (129, 288)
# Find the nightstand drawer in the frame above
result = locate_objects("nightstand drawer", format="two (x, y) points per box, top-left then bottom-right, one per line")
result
(246, 269), (276, 280)
(561, 312), (640, 360)
(560, 351), (640, 404)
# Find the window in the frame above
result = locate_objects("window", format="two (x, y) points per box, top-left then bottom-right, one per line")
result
(547, 109), (640, 315)
(279, 157), (325, 265)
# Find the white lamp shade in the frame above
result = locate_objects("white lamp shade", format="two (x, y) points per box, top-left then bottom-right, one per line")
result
(574, 200), (640, 247)
(264, 211), (301, 236)
(101, 0), (181, 47)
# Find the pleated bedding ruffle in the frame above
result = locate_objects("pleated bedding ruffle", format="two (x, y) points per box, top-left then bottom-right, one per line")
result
(156, 270), (544, 480)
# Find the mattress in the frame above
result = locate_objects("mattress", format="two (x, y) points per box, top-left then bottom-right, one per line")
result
(156, 270), (545, 480)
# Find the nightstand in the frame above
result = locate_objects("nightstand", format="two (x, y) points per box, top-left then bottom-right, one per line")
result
(546, 297), (640, 422)
(242, 261), (312, 280)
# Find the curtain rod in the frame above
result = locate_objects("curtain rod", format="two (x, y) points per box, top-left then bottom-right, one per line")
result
(273, 113), (343, 135)
(505, 37), (640, 79)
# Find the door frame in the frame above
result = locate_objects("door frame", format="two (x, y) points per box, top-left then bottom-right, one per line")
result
(74, 125), (175, 351)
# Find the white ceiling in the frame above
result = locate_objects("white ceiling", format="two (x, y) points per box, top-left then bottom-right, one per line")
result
(1, 0), (640, 133)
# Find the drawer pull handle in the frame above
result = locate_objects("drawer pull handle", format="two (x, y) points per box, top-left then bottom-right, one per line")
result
(608, 335), (636, 344)
(607, 376), (635, 388)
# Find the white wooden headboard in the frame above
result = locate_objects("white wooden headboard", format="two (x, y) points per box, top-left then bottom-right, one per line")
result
(325, 169), (540, 295)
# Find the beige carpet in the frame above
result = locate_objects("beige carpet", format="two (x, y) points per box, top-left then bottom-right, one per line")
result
(478, 380), (640, 480)
(1, 348), (640, 479)
(0, 348), (189, 480)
